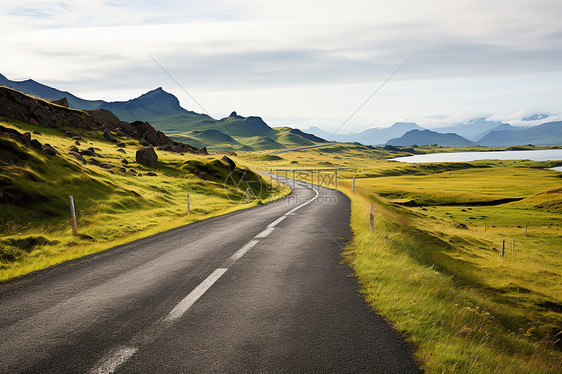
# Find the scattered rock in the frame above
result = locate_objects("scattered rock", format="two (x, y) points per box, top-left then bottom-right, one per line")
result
(30, 139), (42, 150)
(64, 130), (79, 138)
(145, 172), (157, 176)
(118, 167), (127, 173)
(75, 140), (81, 146)
(87, 147), (102, 157)
(79, 233), (95, 241)
(135, 147), (158, 166)
(33, 130), (42, 135)
(70, 152), (86, 163)
(121, 159), (129, 165)
(79, 149), (96, 157)
(29, 118), (41, 126)
(117, 142), (126, 148)
(456, 223), (468, 229)
(69, 145), (79, 153)
(88, 158), (101, 166)
(103, 128), (116, 142)
(117, 148), (126, 154)
(139, 138), (149, 146)
(221, 155), (236, 171)
(128, 169), (137, 175)
(41, 144), (57, 156)
(193, 169), (207, 180)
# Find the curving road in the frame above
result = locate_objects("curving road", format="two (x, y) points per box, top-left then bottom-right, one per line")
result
(0, 175), (421, 373)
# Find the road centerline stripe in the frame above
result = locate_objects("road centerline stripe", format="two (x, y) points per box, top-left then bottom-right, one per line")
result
(89, 346), (138, 374)
(226, 240), (259, 264)
(88, 180), (322, 374)
(165, 268), (228, 322)
(254, 227), (274, 239)
(267, 216), (287, 228)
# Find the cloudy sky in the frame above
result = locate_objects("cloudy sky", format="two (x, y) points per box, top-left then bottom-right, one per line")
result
(1, 0), (561, 132)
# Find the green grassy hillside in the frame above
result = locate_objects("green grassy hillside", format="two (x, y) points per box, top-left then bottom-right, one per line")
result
(0, 117), (288, 281)
(142, 111), (325, 152)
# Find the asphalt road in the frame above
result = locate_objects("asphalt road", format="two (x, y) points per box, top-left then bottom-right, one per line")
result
(0, 175), (421, 373)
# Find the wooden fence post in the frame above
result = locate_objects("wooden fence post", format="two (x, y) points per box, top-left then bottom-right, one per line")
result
(501, 239), (505, 257)
(512, 238), (515, 254)
(69, 195), (78, 235)
(352, 176), (356, 192)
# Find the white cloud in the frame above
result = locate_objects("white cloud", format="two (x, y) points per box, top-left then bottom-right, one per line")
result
(1, 0), (561, 131)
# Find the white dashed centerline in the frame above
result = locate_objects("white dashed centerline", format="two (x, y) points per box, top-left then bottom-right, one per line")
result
(165, 268), (228, 322)
(89, 347), (138, 374)
(254, 227), (275, 239)
(90, 180), (319, 374)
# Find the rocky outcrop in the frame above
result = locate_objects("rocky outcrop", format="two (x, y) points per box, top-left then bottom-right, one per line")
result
(0, 87), (207, 155)
(49, 97), (69, 107)
(136, 147), (158, 166)
(0, 87), (98, 129)
(0, 124), (55, 156)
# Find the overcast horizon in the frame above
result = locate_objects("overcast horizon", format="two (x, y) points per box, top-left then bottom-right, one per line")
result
(1, 0), (561, 133)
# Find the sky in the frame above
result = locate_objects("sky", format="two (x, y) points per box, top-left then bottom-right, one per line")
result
(1, 0), (562, 133)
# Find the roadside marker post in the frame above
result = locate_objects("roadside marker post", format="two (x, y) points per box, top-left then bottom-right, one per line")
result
(369, 204), (375, 233)
(335, 170), (339, 189)
(69, 195), (78, 235)
(352, 176), (356, 192)
(187, 193), (191, 215)
(512, 238), (515, 254)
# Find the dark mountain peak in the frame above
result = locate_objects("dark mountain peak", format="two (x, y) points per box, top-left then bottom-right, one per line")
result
(137, 87), (174, 100)
(230, 111), (238, 117)
(99, 87), (186, 122)
(387, 129), (475, 147)
(391, 122), (421, 128)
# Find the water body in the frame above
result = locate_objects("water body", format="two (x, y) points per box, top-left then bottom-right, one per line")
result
(390, 149), (562, 163)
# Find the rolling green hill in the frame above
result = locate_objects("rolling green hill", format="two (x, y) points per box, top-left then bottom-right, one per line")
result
(1, 74), (326, 152)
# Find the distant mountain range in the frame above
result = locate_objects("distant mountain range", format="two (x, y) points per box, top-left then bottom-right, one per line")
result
(386, 122), (561, 147)
(0, 73), (325, 151)
(2, 73), (561, 149)
(477, 121), (562, 147)
(306, 122), (423, 145)
(306, 116), (561, 147)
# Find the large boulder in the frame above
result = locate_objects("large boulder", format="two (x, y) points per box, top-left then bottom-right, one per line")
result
(103, 128), (116, 142)
(136, 147), (158, 166)
(221, 155), (236, 171)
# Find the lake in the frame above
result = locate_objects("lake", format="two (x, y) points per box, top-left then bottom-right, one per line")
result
(390, 149), (562, 163)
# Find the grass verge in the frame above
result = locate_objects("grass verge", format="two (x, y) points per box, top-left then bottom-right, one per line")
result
(339, 174), (561, 373)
